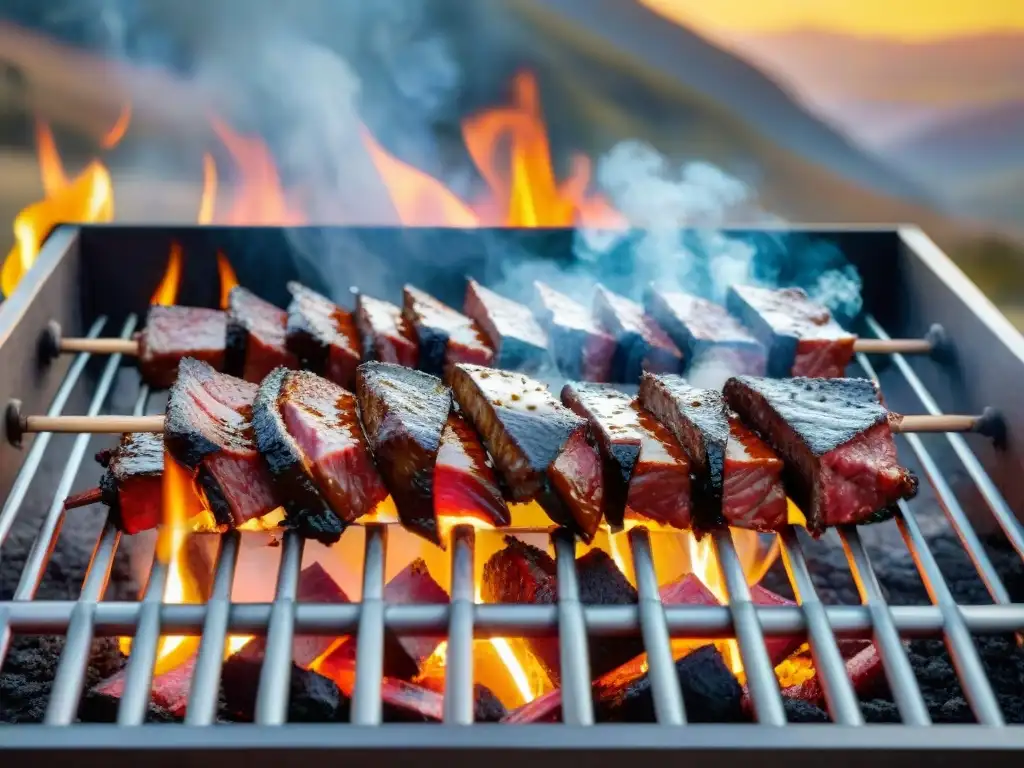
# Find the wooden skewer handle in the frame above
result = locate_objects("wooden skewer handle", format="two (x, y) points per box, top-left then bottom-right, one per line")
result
(853, 338), (933, 355)
(20, 414), (165, 434)
(59, 337), (140, 355)
(892, 414), (981, 433)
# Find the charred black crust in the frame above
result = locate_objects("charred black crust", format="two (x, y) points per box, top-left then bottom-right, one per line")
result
(164, 364), (221, 470)
(223, 318), (249, 378)
(97, 470), (125, 530)
(251, 367), (345, 545)
(408, 322), (448, 377)
(603, 443), (638, 529)
(726, 286), (798, 378)
(545, 324), (588, 380)
(493, 335), (548, 373)
(285, 284), (329, 373)
(194, 466), (232, 527)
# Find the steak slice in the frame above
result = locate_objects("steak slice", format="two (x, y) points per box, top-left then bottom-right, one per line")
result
(644, 288), (766, 380)
(285, 282), (362, 390)
(356, 362), (452, 543)
(534, 281), (616, 382)
(137, 305), (227, 388)
(463, 279), (548, 372)
(402, 285), (494, 376)
(448, 364), (603, 540)
(593, 285), (683, 382)
(639, 373), (786, 532)
(435, 412), (511, 528)
(723, 376), (918, 533)
(165, 358), (280, 527)
(726, 285), (856, 378)
(562, 382), (692, 530)
(225, 286), (298, 383)
(355, 294), (418, 368)
(253, 368), (388, 544)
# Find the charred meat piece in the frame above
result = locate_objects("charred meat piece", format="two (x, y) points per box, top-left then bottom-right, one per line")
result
(644, 288), (766, 379)
(562, 382), (691, 530)
(481, 539), (642, 684)
(726, 285), (856, 378)
(225, 286), (298, 383)
(355, 294), (418, 368)
(285, 282), (362, 390)
(534, 281), (616, 382)
(723, 376), (918, 532)
(402, 285), (494, 376)
(253, 368), (387, 544)
(137, 305), (227, 388)
(639, 374), (787, 532)
(593, 285), (683, 381)
(356, 362), (451, 543)
(435, 412), (511, 528)
(464, 279), (548, 372)
(448, 364), (603, 540)
(165, 358), (280, 527)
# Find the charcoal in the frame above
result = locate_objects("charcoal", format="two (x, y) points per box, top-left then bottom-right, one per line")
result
(285, 281), (362, 390)
(221, 653), (346, 723)
(403, 285), (494, 375)
(383, 559), (449, 667)
(593, 284), (683, 381)
(138, 305), (227, 388)
(534, 281), (616, 382)
(723, 376), (918, 532)
(225, 286), (298, 383)
(355, 294), (418, 367)
(356, 362), (452, 543)
(464, 278), (549, 371)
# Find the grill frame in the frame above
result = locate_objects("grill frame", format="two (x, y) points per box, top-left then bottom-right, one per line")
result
(1, 224), (1024, 757)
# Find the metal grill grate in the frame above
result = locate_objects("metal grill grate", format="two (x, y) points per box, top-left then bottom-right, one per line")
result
(2, 230), (1024, 759)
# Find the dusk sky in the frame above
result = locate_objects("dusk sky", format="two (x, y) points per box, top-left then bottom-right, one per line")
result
(640, 0), (1024, 40)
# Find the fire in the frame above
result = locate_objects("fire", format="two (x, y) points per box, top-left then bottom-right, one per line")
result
(1, 121), (115, 299)
(150, 243), (184, 306)
(216, 251), (239, 308)
(198, 153), (218, 225)
(100, 104), (133, 150)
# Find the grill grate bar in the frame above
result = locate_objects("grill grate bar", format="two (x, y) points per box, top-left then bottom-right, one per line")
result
(116, 558), (171, 724)
(779, 529), (864, 725)
(896, 501), (1005, 725)
(255, 531), (305, 724)
(0, 317), (107, 549)
(351, 524), (388, 725)
(629, 527), (686, 725)
(855, 350), (1012, 605)
(44, 383), (151, 725)
(553, 531), (594, 726)
(185, 531), (241, 726)
(864, 315), (1024, 560)
(712, 530), (786, 726)
(840, 527), (931, 725)
(444, 525), (476, 725)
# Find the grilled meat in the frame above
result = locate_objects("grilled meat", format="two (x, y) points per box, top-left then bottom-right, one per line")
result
(137, 305), (227, 388)
(253, 368), (387, 544)
(448, 364), (604, 540)
(593, 285), (683, 381)
(639, 374), (787, 532)
(356, 362), (452, 544)
(464, 278), (548, 372)
(402, 285), (494, 376)
(723, 376), (918, 532)
(726, 285), (856, 378)
(562, 382), (691, 530)
(435, 412), (511, 528)
(534, 281), (616, 382)
(285, 282), (362, 390)
(225, 286), (298, 383)
(644, 288), (766, 380)
(355, 294), (418, 368)
(165, 358), (280, 527)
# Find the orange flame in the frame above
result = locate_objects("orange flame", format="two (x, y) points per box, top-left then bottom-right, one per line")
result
(1, 121), (116, 298)
(100, 104), (133, 150)
(216, 251), (240, 309)
(150, 242), (184, 306)
(198, 153), (218, 225)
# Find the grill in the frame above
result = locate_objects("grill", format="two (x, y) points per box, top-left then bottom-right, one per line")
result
(2, 223), (1024, 763)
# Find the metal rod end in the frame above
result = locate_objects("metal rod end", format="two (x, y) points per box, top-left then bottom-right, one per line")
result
(5, 399), (24, 448)
(925, 323), (952, 363)
(40, 320), (63, 362)
(976, 407), (1008, 449)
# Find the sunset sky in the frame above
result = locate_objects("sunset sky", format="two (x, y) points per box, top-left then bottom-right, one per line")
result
(640, 0), (1024, 40)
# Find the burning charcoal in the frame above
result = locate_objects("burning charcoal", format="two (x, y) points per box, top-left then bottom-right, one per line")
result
(383, 558), (449, 667)
(355, 294), (418, 368)
(780, 641), (886, 709)
(639, 374), (787, 533)
(165, 358), (281, 527)
(448, 364), (604, 541)
(402, 285), (494, 375)
(222, 653), (346, 723)
(253, 368), (388, 543)
(593, 284), (683, 382)
(435, 412), (511, 528)
(84, 656), (199, 722)
(225, 286), (298, 383)
(63, 433), (205, 535)
(356, 363), (452, 543)
(644, 288), (767, 379)
(464, 278), (548, 372)
(723, 376), (918, 533)
(563, 383), (691, 530)
(725, 285), (856, 378)
(480, 539), (642, 684)
(285, 281), (362, 390)
(534, 281), (616, 382)
(137, 305), (227, 388)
